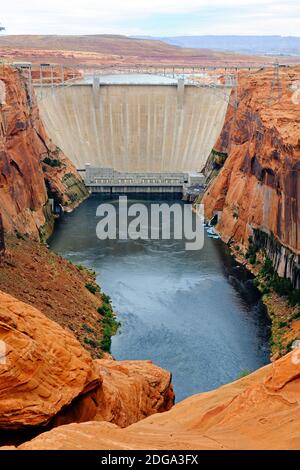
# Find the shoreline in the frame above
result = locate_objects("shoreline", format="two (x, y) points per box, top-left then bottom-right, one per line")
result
(229, 244), (300, 360)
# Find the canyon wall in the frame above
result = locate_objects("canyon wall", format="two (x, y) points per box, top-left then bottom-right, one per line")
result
(0, 65), (88, 240)
(37, 83), (230, 172)
(0, 214), (4, 255)
(202, 66), (300, 286)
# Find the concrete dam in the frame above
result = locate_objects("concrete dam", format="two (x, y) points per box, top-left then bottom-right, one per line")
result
(37, 75), (231, 191)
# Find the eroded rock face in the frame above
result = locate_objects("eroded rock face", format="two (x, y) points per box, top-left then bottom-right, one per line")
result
(0, 213), (4, 256)
(94, 359), (174, 427)
(0, 290), (100, 429)
(0, 66), (87, 240)
(202, 67), (300, 262)
(18, 350), (300, 450)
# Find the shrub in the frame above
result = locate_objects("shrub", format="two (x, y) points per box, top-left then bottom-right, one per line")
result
(97, 303), (112, 316)
(100, 326), (112, 352)
(97, 302), (120, 353)
(249, 255), (257, 265)
(272, 277), (293, 297)
(84, 337), (97, 348)
(85, 282), (99, 295)
(43, 156), (61, 168)
(291, 311), (300, 321)
(286, 339), (295, 353)
(82, 323), (94, 334)
(211, 149), (227, 169)
(288, 289), (300, 307)
(102, 293), (111, 304)
(100, 318), (120, 352)
(15, 231), (25, 240)
(245, 236), (259, 260)
(259, 258), (300, 307)
(260, 285), (271, 296)
(261, 258), (274, 278)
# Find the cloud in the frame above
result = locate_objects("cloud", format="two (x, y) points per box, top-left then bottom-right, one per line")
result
(1, 0), (299, 36)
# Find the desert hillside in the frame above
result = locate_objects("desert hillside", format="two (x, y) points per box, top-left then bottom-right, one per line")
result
(0, 34), (288, 67)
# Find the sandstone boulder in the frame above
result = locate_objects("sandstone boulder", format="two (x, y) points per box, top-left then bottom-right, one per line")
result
(94, 359), (174, 427)
(0, 290), (100, 429)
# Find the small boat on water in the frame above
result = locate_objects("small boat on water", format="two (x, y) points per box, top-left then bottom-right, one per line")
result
(206, 226), (220, 239)
(207, 234), (220, 239)
(207, 227), (216, 235)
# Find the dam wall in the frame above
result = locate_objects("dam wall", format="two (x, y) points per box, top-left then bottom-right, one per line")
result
(37, 82), (231, 173)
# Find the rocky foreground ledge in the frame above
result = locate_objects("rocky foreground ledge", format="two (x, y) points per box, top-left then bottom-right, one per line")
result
(0, 290), (174, 440)
(0, 288), (299, 450)
(13, 349), (300, 450)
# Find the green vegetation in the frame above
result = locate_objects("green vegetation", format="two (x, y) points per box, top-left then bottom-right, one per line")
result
(97, 295), (120, 353)
(84, 337), (97, 348)
(241, 231), (299, 357)
(82, 323), (95, 334)
(85, 282), (100, 295)
(237, 369), (251, 379)
(43, 156), (61, 168)
(76, 264), (97, 276)
(245, 236), (259, 265)
(259, 258), (300, 307)
(15, 231), (26, 240)
(101, 293), (111, 304)
(286, 339), (297, 353)
(254, 256), (300, 356)
(97, 302), (112, 316)
(270, 329), (284, 355)
(77, 264), (84, 271)
(211, 148), (228, 169)
(291, 311), (300, 321)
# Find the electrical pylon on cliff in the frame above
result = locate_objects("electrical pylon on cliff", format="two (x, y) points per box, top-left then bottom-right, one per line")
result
(269, 60), (282, 104)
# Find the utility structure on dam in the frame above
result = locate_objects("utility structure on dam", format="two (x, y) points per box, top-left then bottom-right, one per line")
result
(30, 66), (234, 193)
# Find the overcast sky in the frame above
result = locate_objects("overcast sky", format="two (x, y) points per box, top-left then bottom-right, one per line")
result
(1, 0), (300, 36)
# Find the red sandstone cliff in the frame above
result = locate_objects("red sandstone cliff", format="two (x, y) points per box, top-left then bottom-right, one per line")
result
(202, 66), (300, 284)
(0, 213), (4, 255)
(0, 65), (88, 240)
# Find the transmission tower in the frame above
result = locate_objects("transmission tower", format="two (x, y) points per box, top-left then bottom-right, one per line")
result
(269, 60), (282, 104)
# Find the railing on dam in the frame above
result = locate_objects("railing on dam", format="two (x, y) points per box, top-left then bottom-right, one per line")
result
(13, 62), (239, 108)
